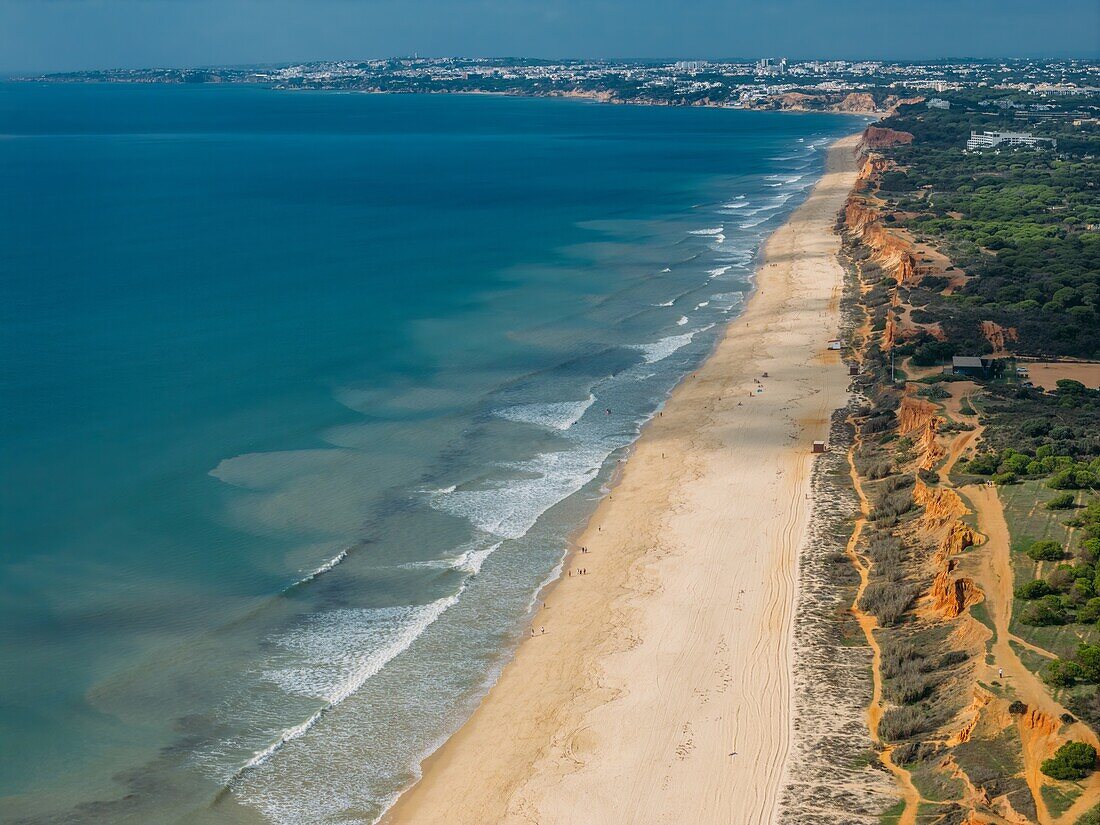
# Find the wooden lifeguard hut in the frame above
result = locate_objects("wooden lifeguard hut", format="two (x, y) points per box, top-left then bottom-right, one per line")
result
(812, 440), (827, 454)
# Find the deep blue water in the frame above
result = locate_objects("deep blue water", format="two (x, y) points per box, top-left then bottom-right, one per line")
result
(0, 82), (862, 823)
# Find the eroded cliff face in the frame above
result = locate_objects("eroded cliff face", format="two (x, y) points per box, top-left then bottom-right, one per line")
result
(981, 320), (1020, 353)
(842, 127), (1099, 824)
(861, 125), (915, 147)
(771, 92), (818, 109)
(845, 199), (918, 286)
(832, 92), (879, 113)
(925, 516), (981, 620)
(744, 93), (921, 114)
(898, 395), (946, 471)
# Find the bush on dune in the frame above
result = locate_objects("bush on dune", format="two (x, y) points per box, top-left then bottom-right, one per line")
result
(1040, 741), (1096, 781)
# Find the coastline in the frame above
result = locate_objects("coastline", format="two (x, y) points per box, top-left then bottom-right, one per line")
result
(382, 132), (865, 824)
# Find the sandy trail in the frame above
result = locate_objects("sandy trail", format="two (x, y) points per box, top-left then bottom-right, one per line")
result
(844, 438), (923, 825)
(962, 484), (1100, 824)
(383, 135), (863, 825)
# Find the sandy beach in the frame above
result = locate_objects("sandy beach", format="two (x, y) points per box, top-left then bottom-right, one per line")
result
(384, 132), (863, 825)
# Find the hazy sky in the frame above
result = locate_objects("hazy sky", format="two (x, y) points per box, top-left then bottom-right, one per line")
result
(2, 0), (1098, 73)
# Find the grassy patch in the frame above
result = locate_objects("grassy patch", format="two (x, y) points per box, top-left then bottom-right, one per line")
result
(878, 800), (905, 825)
(954, 726), (1023, 787)
(969, 599), (995, 636)
(1042, 782), (1083, 818)
(909, 760), (966, 802)
(1012, 640), (1054, 676)
(998, 480), (1098, 659)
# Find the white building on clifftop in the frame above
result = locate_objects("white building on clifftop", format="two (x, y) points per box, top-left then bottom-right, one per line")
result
(966, 130), (1056, 150)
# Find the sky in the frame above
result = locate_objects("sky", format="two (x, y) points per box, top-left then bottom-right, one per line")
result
(1, 0), (1098, 73)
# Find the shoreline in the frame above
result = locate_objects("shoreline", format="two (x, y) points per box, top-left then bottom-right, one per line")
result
(382, 132), (864, 824)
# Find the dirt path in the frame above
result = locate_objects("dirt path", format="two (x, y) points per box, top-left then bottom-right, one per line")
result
(937, 381), (982, 483)
(845, 438), (921, 824)
(961, 484), (1100, 824)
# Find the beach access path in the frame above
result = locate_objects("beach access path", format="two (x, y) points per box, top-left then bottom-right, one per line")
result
(384, 133), (863, 825)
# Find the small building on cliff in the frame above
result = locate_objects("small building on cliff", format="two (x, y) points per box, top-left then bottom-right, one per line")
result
(949, 356), (991, 378)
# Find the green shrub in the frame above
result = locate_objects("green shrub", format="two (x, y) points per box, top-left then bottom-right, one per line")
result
(1016, 579), (1054, 600)
(871, 489), (914, 525)
(1028, 540), (1066, 562)
(1075, 644), (1100, 681)
(911, 341), (957, 367)
(1083, 538), (1100, 563)
(918, 385), (951, 400)
(1040, 741), (1096, 781)
(1047, 492), (1077, 510)
(1002, 453), (1033, 474)
(1046, 659), (1085, 687)
(992, 472), (1018, 486)
(966, 452), (1000, 475)
(1071, 578), (1097, 605)
(1078, 598), (1100, 623)
(1019, 594), (1070, 626)
(879, 704), (942, 741)
(918, 468), (939, 484)
(860, 581), (918, 626)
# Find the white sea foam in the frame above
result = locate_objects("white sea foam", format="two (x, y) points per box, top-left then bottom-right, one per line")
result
(629, 324), (714, 365)
(238, 712), (324, 773)
(295, 549), (349, 586)
(451, 541), (503, 575)
(660, 267), (671, 272)
(431, 448), (605, 539)
(707, 266), (732, 279)
(495, 394), (595, 431)
(716, 246), (755, 264)
(740, 217), (770, 229)
(722, 200), (750, 209)
(695, 301), (710, 310)
(263, 597), (460, 706)
(654, 299), (675, 307)
(689, 226), (724, 236)
(711, 291), (745, 303)
(676, 315), (688, 326)
(239, 593), (461, 776)
(766, 173), (805, 184)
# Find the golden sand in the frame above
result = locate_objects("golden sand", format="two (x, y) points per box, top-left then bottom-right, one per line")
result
(384, 133), (863, 825)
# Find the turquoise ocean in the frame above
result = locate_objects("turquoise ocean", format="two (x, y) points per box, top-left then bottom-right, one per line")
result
(0, 82), (861, 823)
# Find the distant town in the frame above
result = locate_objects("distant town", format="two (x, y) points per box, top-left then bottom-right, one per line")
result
(29, 57), (1100, 115)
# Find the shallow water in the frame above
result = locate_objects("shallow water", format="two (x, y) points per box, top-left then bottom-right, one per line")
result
(0, 82), (862, 823)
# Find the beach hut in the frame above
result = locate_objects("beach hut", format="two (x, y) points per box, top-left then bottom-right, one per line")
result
(827, 339), (842, 351)
(848, 364), (860, 376)
(813, 440), (827, 453)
